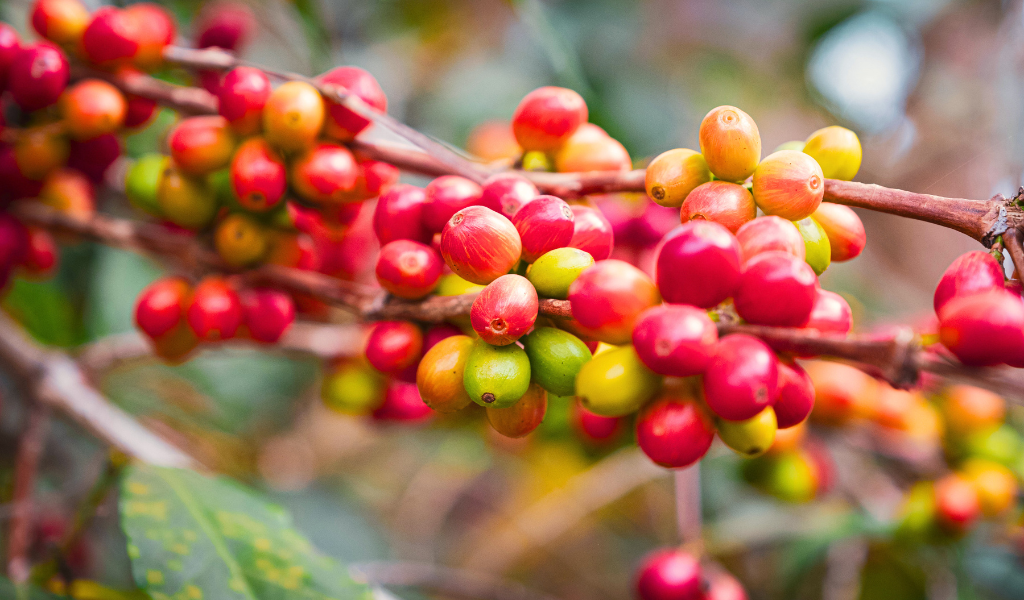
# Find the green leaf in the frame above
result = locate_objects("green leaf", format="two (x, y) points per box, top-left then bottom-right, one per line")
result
(120, 464), (373, 600)
(3, 276), (85, 347)
(0, 576), (64, 600)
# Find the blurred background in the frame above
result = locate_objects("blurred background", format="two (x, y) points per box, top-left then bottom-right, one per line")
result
(2, 0), (1024, 599)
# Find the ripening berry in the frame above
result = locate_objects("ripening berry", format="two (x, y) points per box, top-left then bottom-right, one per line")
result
(762, 449), (821, 503)
(417, 335), (474, 413)
(939, 290), (1024, 367)
(572, 401), (623, 443)
(636, 396), (715, 469)
(0, 148), (43, 205)
(794, 216), (831, 275)
(322, 361), (384, 415)
(125, 3), (176, 70)
(124, 154), (167, 216)
(239, 288), (295, 344)
(512, 86), (588, 151)
(463, 339), (532, 408)
(704, 334), (779, 421)
(374, 184), (430, 245)
(372, 381), (433, 422)
(365, 321), (423, 374)
(718, 407), (777, 458)
(752, 150), (824, 221)
(486, 383), (548, 438)
(479, 173), (538, 218)
(60, 80), (127, 141)
(8, 43), (69, 111)
(568, 205), (614, 261)
(186, 277), (243, 341)
(526, 247), (594, 299)
(31, 0), (89, 47)
(263, 81), (325, 152)
(555, 132), (632, 173)
(575, 345), (662, 417)
(933, 474), (981, 532)
(375, 239), (443, 299)
(124, 93), (157, 129)
(941, 385), (1005, 437)
(80, 7), (138, 66)
(734, 251), (818, 327)
(645, 148), (712, 208)
(230, 137), (287, 212)
(810, 202), (865, 262)
(168, 116), (235, 176)
(470, 274), (538, 346)
(317, 66), (388, 140)
(157, 164), (218, 230)
(805, 361), (876, 425)
(440, 206), (522, 285)
(14, 126), (68, 181)
(735, 216), (806, 263)
(467, 120), (521, 162)
(934, 251), (1005, 315)
(568, 260), (660, 345)
(67, 133), (121, 184)
(41, 168), (95, 217)
(803, 289), (852, 334)
(632, 305), (717, 377)
(656, 221), (741, 308)
(634, 549), (704, 600)
(290, 143), (359, 204)
(681, 181), (756, 233)
(214, 213), (268, 268)
(962, 459), (1017, 517)
(699, 105), (761, 182)
(511, 195), (575, 262)
(21, 227), (59, 277)
(218, 66), (271, 135)
(803, 126), (861, 181)
(196, 1), (256, 52)
(773, 360), (814, 429)
(135, 277), (191, 340)
(422, 175), (484, 234)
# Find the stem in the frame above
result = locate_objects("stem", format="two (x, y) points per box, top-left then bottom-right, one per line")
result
(674, 466), (702, 553)
(1004, 228), (1024, 280)
(350, 561), (561, 600)
(6, 403), (51, 583)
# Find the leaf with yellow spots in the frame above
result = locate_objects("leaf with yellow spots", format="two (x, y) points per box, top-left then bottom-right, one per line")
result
(120, 464), (373, 600)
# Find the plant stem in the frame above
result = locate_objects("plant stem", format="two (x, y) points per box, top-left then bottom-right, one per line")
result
(674, 466), (702, 553)
(6, 403), (51, 583)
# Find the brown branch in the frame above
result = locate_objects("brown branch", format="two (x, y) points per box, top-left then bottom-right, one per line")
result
(350, 561), (562, 600)
(6, 403), (51, 583)
(1004, 228), (1024, 280)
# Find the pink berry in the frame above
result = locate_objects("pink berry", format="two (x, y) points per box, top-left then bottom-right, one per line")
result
(633, 202), (680, 248)
(422, 175), (484, 234)
(934, 250), (1005, 315)
(373, 184), (430, 245)
(8, 43), (69, 111)
(568, 259), (660, 344)
(511, 195), (575, 263)
(218, 66), (271, 135)
(186, 278), (243, 341)
(703, 334), (778, 421)
(470, 274), (538, 345)
(681, 181), (756, 233)
(635, 549), (705, 600)
(372, 381), (433, 422)
(479, 173), (538, 218)
(195, 1), (255, 51)
(240, 288), (295, 343)
(734, 251), (817, 327)
(365, 320), (423, 373)
(773, 360), (814, 428)
(512, 86), (588, 151)
(440, 205), (522, 285)
(375, 240), (444, 300)
(317, 66), (387, 140)
(656, 221), (741, 308)
(735, 216), (805, 263)
(636, 396), (715, 468)
(632, 305), (718, 377)
(803, 289), (852, 334)
(569, 205), (614, 261)
(939, 290), (1024, 367)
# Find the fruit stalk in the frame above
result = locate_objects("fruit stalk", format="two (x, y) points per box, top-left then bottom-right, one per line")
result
(674, 466), (702, 551)
(6, 401), (51, 583)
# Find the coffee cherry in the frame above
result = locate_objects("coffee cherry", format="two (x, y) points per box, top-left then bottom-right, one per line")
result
(8, 43), (69, 112)
(463, 339), (532, 408)
(645, 148), (712, 208)
(636, 396), (715, 468)
(186, 277), (242, 341)
(576, 345), (661, 417)
(471, 274), (538, 345)
(762, 450), (819, 503)
(734, 251), (817, 327)
(124, 93), (157, 129)
(699, 105), (761, 182)
(263, 81), (325, 152)
(0, 147), (43, 204)
(634, 549), (704, 600)
(157, 164), (218, 230)
(376, 239), (443, 299)
(81, 7), (138, 66)
(803, 125), (861, 181)
(896, 481), (937, 541)
(230, 137), (287, 212)
(934, 251), (1005, 315)
(656, 221), (741, 308)
(735, 216), (805, 263)
(632, 305), (717, 377)
(365, 320), (423, 374)
(218, 66), (271, 135)
(422, 175), (484, 234)
(773, 360), (814, 429)
(466, 120), (520, 161)
(214, 213), (268, 267)
(237, 288), (294, 344)
(290, 143), (358, 204)
(751, 150), (824, 221)
(962, 459), (1017, 517)
(938, 290), (1024, 367)
(169, 116), (236, 177)
(522, 327), (592, 396)
(487, 382), (547, 438)
(416, 335), (474, 413)
(568, 205), (614, 261)
(705, 571), (748, 600)
(568, 259), (659, 344)
(59, 79), (126, 141)
(805, 361), (876, 424)
(373, 381), (433, 422)
(511, 195), (575, 263)
(718, 407), (777, 458)
(31, 0), (89, 47)
(933, 474), (980, 532)
(14, 126), (68, 181)
(21, 227), (58, 277)
(555, 132), (632, 173)
(196, 1), (256, 52)
(322, 361), (384, 414)
(793, 216), (831, 275)
(0, 24), (19, 89)
(810, 202), (865, 262)
(521, 150), (552, 172)
(67, 133), (121, 183)
(680, 181), (756, 233)
(512, 86), (587, 151)
(704, 334), (778, 421)
(803, 289), (852, 334)
(373, 184), (429, 245)
(479, 173), (538, 218)
(135, 277), (190, 339)
(316, 66), (387, 140)
(125, 154), (167, 216)
(440, 206), (522, 285)
(942, 385), (1005, 436)
(570, 400), (622, 442)
(526, 247), (593, 299)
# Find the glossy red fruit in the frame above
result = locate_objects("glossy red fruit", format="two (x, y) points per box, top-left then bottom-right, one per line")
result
(135, 277), (190, 339)
(636, 396), (715, 468)
(512, 86), (588, 151)
(291, 143), (359, 204)
(735, 216), (805, 263)
(357, 159), (399, 198)
(186, 278), (243, 341)
(440, 206), (522, 285)
(21, 228), (58, 276)
(938, 290), (1024, 366)
(8, 43), (69, 111)
(196, 1), (256, 51)
(773, 361), (814, 428)
(706, 571), (748, 600)
(568, 205), (614, 261)
(317, 66), (387, 140)
(934, 251), (1005, 315)
(168, 116), (235, 176)
(0, 24), (19, 89)
(81, 7), (138, 66)
(632, 305), (718, 377)
(372, 381), (433, 422)
(422, 176), (484, 234)
(704, 334), (779, 421)
(811, 203), (866, 262)
(124, 94), (157, 128)
(376, 239), (444, 299)
(126, 3), (176, 70)
(635, 549), (705, 600)
(67, 134), (121, 184)
(365, 321), (423, 373)
(511, 195), (575, 263)
(470, 274), (539, 345)
(656, 221), (741, 308)
(230, 137), (287, 212)
(734, 251), (817, 327)
(31, 0), (89, 47)
(934, 474), (981, 532)
(573, 402), (623, 443)
(240, 288), (294, 343)
(568, 260), (660, 344)
(424, 324), (463, 353)
(374, 184), (430, 245)
(804, 289), (852, 334)
(479, 173), (538, 218)
(218, 66), (271, 135)
(681, 181), (756, 233)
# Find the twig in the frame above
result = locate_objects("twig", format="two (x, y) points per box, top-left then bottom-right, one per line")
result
(350, 561), (562, 600)
(6, 403), (52, 583)
(674, 465), (702, 555)
(1003, 228), (1024, 280)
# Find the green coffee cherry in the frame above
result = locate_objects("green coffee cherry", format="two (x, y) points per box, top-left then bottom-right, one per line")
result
(764, 451), (817, 503)
(322, 363), (384, 414)
(527, 247), (595, 299)
(463, 339), (532, 408)
(125, 153), (168, 216)
(896, 481), (936, 541)
(523, 327), (592, 396)
(575, 345), (662, 417)
(795, 216), (831, 275)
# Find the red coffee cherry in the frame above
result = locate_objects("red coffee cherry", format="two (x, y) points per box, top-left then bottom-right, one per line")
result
(470, 274), (539, 346)
(773, 360), (814, 429)
(934, 474), (981, 532)
(705, 571), (748, 600)
(81, 7), (138, 66)
(734, 251), (817, 327)
(196, 1), (256, 52)
(934, 250), (1005, 315)
(511, 195), (575, 263)
(60, 79), (127, 140)
(656, 221), (741, 308)
(168, 116), (235, 176)
(356, 159), (399, 198)
(21, 227), (58, 277)
(218, 66), (271, 135)
(572, 402), (623, 443)
(479, 173), (538, 218)
(376, 239), (444, 299)
(230, 137), (287, 212)
(568, 259), (660, 344)
(372, 381), (433, 423)
(0, 215), (29, 272)
(467, 119), (521, 162)
(635, 549), (705, 600)
(135, 276), (191, 339)
(512, 86), (588, 151)
(568, 205), (614, 261)
(803, 289), (852, 334)
(422, 175), (484, 234)
(125, 3), (176, 70)
(290, 143), (359, 204)
(317, 66), (388, 140)
(186, 277), (243, 341)
(635, 202), (681, 248)
(374, 184), (430, 245)
(440, 205), (522, 285)
(0, 147), (44, 204)
(8, 43), (69, 111)
(681, 181), (756, 233)
(811, 202), (866, 262)
(735, 215), (805, 263)
(239, 288), (294, 343)
(636, 396), (715, 469)
(704, 334), (779, 421)
(0, 24), (20, 89)
(124, 93), (157, 129)
(938, 290), (1024, 367)
(31, 0), (89, 47)
(67, 134), (121, 184)
(365, 321), (424, 373)
(632, 305), (718, 377)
